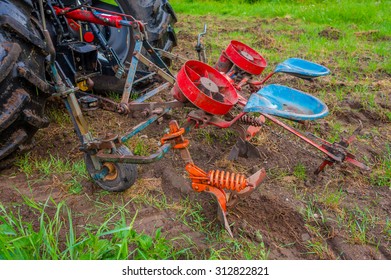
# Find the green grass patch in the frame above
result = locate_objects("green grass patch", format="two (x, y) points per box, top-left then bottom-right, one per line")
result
(0, 197), (180, 260)
(293, 163), (307, 180)
(371, 144), (391, 188)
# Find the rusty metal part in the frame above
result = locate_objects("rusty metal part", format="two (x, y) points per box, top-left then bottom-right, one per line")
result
(97, 143), (172, 164)
(84, 133), (120, 151)
(161, 120), (193, 164)
(187, 110), (246, 129)
(228, 137), (261, 160)
(215, 51), (234, 73)
(102, 162), (118, 181)
(134, 52), (176, 84)
(154, 48), (188, 63)
(306, 130), (371, 174)
(227, 168), (266, 207)
(239, 114), (265, 127)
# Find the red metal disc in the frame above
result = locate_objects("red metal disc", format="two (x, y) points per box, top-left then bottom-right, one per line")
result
(225, 40), (267, 75)
(83, 31), (95, 43)
(172, 60), (238, 115)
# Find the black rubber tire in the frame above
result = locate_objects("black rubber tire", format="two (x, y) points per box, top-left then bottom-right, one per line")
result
(0, 1), (49, 165)
(84, 146), (138, 192)
(93, 0), (176, 63)
(91, 0), (177, 92)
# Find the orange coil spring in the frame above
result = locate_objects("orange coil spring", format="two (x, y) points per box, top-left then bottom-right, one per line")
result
(239, 115), (264, 127)
(208, 170), (248, 192)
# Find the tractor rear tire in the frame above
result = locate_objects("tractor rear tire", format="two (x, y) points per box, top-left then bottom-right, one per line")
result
(0, 1), (49, 167)
(91, 0), (177, 93)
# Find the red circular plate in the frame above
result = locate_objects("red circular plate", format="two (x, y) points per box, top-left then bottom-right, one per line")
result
(225, 40), (267, 75)
(172, 60), (238, 115)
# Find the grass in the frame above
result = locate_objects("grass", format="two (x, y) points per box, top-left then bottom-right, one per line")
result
(293, 163), (307, 180)
(0, 196), (180, 260)
(2, 0), (391, 260)
(15, 153), (89, 195)
(345, 206), (378, 245)
(371, 145), (391, 188)
(16, 154), (87, 178)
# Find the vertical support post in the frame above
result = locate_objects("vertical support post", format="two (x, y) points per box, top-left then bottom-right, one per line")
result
(119, 40), (142, 111)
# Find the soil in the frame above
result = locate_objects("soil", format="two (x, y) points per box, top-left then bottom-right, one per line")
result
(0, 15), (390, 260)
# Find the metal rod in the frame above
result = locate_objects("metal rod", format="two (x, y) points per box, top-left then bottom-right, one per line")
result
(97, 143), (172, 164)
(261, 113), (343, 162)
(38, 0), (46, 30)
(132, 83), (170, 103)
(121, 108), (171, 143)
(136, 52), (176, 84)
(121, 40), (142, 106)
(259, 71), (275, 85)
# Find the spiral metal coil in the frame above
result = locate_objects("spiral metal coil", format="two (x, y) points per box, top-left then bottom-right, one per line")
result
(239, 115), (264, 127)
(208, 170), (247, 192)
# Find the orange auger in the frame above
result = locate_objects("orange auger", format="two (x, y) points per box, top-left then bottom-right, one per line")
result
(160, 120), (266, 237)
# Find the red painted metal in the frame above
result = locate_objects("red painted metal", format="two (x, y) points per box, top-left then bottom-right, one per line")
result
(224, 40), (267, 75)
(214, 51), (233, 73)
(172, 60), (238, 115)
(53, 6), (123, 28)
(83, 31), (95, 43)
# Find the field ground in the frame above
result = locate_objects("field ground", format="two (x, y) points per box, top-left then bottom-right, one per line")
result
(0, 0), (390, 259)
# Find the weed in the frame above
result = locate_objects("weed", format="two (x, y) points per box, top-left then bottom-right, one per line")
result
(15, 153), (34, 177)
(133, 140), (149, 156)
(305, 240), (333, 260)
(0, 196), (181, 260)
(106, 91), (121, 102)
(345, 206), (378, 245)
(67, 179), (84, 195)
(293, 163), (307, 180)
(319, 188), (345, 210)
(46, 106), (71, 127)
(328, 121), (343, 143)
(383, 218), (391, 240)
(371, 144), (391, 188)
(196, 129), (214, 146)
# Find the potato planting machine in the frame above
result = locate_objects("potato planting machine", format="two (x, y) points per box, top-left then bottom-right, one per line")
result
(37, 1), (369, 236)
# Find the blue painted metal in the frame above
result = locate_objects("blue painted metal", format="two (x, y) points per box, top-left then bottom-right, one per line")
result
(244, 84), (329, 121)
(274, 58), (330, 79)
(97, 143), (172, 164)
(93, 166), (109, 180)
(132, 83), (170, 103)
(121, 40), (142, 102)
(121, 108), (171, 143)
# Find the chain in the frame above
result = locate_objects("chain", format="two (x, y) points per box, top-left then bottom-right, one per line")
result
(260, 121), (327, 161)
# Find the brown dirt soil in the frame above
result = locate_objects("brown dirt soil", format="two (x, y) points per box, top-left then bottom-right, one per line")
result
(1, 15), (390, 260)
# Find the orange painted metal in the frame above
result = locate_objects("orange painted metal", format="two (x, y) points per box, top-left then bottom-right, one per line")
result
(185, 163), (249, 193)
(160, 121), (190, 149)
(209, 170), (247, 192)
